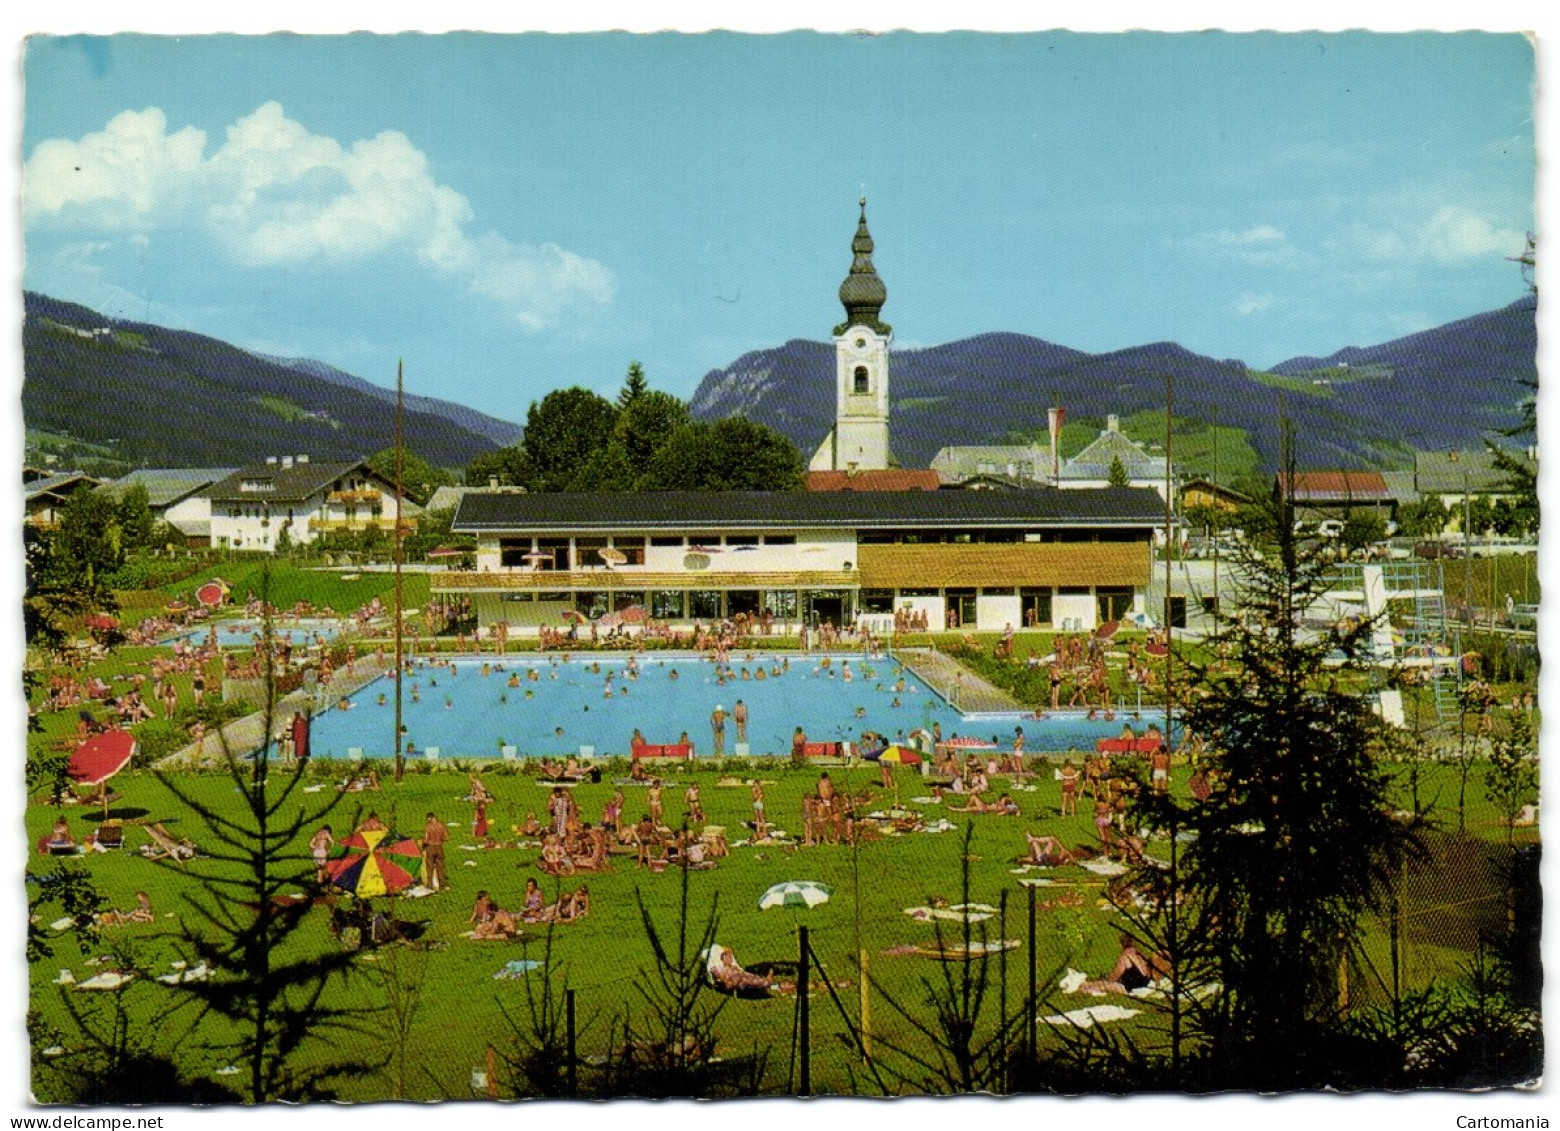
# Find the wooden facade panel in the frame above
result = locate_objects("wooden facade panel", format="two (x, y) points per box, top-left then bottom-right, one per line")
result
(436, 569), (860, 592)
(856, 542), (1150, 589)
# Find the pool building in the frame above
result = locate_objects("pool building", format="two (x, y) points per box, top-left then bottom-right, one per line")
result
(437, 487), (1165, 635)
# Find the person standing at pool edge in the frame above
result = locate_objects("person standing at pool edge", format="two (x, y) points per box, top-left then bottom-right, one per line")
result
(733, 699), (748, 745)
(711, 704), (727, 756)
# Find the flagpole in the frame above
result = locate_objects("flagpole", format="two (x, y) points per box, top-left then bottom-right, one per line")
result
(393, 360), (406, 784)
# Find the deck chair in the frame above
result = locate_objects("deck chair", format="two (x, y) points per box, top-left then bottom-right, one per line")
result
(95, 821), (125, 850)
(142, 822), (197, 864)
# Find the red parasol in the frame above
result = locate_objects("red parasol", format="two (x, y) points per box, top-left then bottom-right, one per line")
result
(84, 614), (119, 631)
(1145, 641), (1170, 657)
(196, 580), (230, 608)
(68, 729), (137, 817)
(69, 729), (137, 786)
(1094, 620), (1120, 640)
(561, 609), (590, 624)
(618, 604), (650, 625)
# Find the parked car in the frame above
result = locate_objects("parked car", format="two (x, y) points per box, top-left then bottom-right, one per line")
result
(1507, 603), (1539, 631)
(1415, 541), (1464, 560)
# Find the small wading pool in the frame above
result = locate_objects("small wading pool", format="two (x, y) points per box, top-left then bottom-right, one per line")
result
(164, 618), (358, 648)
(304, 654), (1175, 761)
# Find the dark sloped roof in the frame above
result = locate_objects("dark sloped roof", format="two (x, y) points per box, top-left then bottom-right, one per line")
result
(453, 488), (1166, 532)
(209, 460), (376, 503)
(111, 468), (237, 507)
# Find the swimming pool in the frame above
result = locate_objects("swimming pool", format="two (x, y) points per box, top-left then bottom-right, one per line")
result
(163, 618), (356, 648)
(304, 654), (1173, 761)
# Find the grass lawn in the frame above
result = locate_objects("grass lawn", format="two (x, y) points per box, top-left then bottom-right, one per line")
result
(26, 751), (1537, 1100)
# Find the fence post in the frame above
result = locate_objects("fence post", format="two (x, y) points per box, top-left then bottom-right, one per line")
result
(1027, 884), (1038, 1071)
(566, 987), (577, 1097)
(798, 925), (811, 1096)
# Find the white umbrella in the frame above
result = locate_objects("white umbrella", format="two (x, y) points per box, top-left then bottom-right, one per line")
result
(758, 880), (832, 910)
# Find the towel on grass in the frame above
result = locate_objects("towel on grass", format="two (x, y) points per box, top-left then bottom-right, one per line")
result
(494, 959), (543, 980)
(76, 971), (135, 991)
(1042, 1004), (1139, 1028)
(157, 963), (210, 984)
(920, 819), (958, 834)
(1078, 858), (1127, 876)
(303, 785), (326, 793)
(1058, 968), (1088, 994)
(49, 916), (76, 931)
(902, 904), (996, 923)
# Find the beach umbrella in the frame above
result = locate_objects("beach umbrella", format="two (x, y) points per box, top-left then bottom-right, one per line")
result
(1094, 620), (1120, 640)
(618, 605), (649, 625)
(561, 609), (590, 624)
(84, 614), (119, 631)
(758, 881), (832, 910)
(1145, 641), (1170, 657)
(68, 729), (137, 817)
(195, 580), (229, 608)
(598, 611), (624, 629)
(597, 546), (628, 566)
(871, 745), (922, 766)
(324, 824), (423, 898)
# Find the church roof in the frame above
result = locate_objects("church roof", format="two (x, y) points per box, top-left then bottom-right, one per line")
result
(1061, 428), (1167, 481)
(835, 198), (890, 336)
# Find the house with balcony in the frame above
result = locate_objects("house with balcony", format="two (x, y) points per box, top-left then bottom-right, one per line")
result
(438, 487), (1164, 634)
(207, 457), (418, 551)
(107, 467), (237, 545)
(24, 470), (102, 527)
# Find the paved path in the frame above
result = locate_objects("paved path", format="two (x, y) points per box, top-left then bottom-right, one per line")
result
(159, 655), (392, 769)
(896, 648), (1023, 713)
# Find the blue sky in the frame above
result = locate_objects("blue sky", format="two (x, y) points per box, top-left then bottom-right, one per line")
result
(21, 30), (1536, 424)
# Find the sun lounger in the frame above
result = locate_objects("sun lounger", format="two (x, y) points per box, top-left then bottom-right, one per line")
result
(142, 823), (198, 864)
(633, 743), (693, 760)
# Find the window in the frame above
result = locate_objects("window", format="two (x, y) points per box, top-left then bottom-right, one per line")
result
(536, 538), (571, 571)
(650, 535), (684, 548)
(765, 589), (798, 618)
(650, 590), (685, 620)
(764, 534), (796, 545)
(575, 537), (610, 567)
(853, 366), (869, 394)
(576, 591), (609, 620)
(499, 538), (533, 568)
(946, 587), (978, 627)
(1096, 587), (1134, 623)
(688, 590), (721, 619)
(613, 591), (647, 612)
(1021, 587), (1053, 627)
(611, 537), (646, 565)
(726, 534), (759, 547)
(860, 589), (895, 613)
(688, 534), (722, 548)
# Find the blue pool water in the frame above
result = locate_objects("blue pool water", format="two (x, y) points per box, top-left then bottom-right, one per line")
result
(164, 619), (353, 648)
(304, 654), (1172, 761)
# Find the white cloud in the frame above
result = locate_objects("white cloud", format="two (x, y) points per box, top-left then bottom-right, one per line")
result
(1172, 224), (1299, 267)
(25, 101), (614, 330)
(1335, 205), (1526, 266)
(1234, 292), (1276, 316)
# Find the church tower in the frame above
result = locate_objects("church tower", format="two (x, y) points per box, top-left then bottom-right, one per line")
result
(811, 198), (892, 472)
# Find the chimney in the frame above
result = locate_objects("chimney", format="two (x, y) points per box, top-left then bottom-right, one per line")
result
(846, 462), (859, 478)
(296, 454), (309, 464)
(488, 477), (499, 490)
(1107, 414), (1119, 433)
(281, 456), (294, 469)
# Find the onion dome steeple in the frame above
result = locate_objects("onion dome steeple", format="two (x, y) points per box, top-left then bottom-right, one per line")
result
(835, 197), (891, 336)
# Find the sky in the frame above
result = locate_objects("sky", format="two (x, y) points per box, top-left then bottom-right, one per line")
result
(18, 29), (1537, 425)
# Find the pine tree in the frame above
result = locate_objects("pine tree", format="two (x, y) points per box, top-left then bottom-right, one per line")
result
(1131, 421), (1422, 1088)
(619, 360), (649, 407)
(1107, 455), (1130, 487)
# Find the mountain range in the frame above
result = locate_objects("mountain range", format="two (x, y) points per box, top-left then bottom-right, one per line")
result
(22, 292), (510, 470)
(688, 296), (1538, 472)
(23, 290), (1535, 476)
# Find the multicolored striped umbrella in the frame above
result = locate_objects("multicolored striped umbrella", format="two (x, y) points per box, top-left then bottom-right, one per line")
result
(324, 824), (423, 897)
